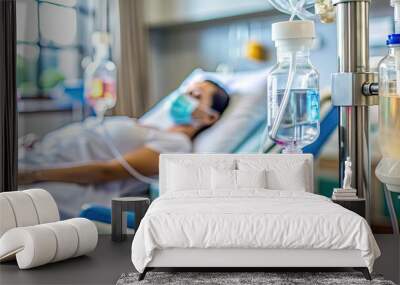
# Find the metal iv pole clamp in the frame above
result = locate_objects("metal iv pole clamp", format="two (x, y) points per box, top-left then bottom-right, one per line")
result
(331, 72), (379, 106)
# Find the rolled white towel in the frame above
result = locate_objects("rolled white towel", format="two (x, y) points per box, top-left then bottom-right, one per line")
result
(0, 218), (98, 269)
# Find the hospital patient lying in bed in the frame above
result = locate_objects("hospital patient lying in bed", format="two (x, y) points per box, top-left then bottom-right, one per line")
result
(17, 80), (230, 217)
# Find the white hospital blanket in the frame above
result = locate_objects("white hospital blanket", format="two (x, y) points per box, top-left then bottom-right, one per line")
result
(19, 116), (191, 167)
(18, 116), (191, 217)
(131, 190), (380, 272)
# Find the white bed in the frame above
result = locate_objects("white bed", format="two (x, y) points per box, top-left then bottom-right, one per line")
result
(131, 154), (380, 280)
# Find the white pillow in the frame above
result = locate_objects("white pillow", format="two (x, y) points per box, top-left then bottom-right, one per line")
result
(168, 163), (211, 191)
(211, 169), (267, 191)
(237, 159), (308, 191)
(211, 169), (236, 190)
(167, 160), (235, 192)
(236, 169), (267, 189)
(266, 167), (307, 191)
(192, 69), (268, 153)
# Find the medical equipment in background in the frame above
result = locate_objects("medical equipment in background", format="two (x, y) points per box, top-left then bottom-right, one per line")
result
(330, 0), (379, 225)
(261, 0), (328, 154)
(84, 32), (117, 120)
(265, 0), (382, 223)
(83, 33), (158, 185)
(268, 0), (335, 22)
(266, 20), (320, 154)
(245, 41), (268, 62)
(375, 34), (400, 234)
(392, 0), (400, 33)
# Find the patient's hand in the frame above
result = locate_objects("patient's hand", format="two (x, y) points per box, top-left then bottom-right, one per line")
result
(18, 170), (37, 185)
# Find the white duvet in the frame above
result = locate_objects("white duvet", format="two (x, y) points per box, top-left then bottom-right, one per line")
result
(131, 190), (380, 273)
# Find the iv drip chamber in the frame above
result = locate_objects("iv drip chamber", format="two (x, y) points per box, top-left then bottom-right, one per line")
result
(265, 20), (320, 154)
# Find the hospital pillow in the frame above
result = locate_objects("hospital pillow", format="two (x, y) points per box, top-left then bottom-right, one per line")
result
(139, 68), (269, 153)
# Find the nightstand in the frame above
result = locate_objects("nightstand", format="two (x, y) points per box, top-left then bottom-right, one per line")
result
(332, 198), (366, 218)
(111, 197), (151, 242)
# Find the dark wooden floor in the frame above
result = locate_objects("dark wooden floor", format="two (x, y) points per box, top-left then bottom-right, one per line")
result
(0, 235), (398, 285)
(0, 236), (134, 285)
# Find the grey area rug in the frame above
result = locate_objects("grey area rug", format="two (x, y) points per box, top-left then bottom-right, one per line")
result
(117, 272), (396, 285)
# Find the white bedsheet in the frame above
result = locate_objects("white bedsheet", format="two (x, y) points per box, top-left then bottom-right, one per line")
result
(131, 190), (380, 273)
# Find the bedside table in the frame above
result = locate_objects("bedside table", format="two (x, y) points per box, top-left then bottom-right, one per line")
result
(112, 197), (151, 242)
(332, 198), (366, 218)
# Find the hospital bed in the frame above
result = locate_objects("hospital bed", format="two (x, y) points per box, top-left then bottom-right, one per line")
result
(131, 154), (380, 281)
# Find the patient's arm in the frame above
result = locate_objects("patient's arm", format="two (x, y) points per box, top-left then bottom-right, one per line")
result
(18, 147), (160, 185)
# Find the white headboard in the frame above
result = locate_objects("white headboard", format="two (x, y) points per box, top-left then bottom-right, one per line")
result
(159, 154), (314, 195)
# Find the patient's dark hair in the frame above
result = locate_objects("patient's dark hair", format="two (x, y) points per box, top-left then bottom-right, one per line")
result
(192, 80), (230, 139)
(205, 80), (230, 115)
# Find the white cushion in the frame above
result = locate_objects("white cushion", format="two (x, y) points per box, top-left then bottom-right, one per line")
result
(266, 167), (307, 191)
(166, 160), (235, 192)
(0, 189), (60, 238)
(237, 158), (308, 191)
(236, 169), (267, 189)
(42, 221), (79, 262)
(0, 196), (17, 237)
(0, 218), (97, 269)
(64, 218), (98, 257)
(211, 169), (267, 191)
(1, 191), (39, 227)
(159, 154), (313, 195)
(211, 169), (236, 190)
(23, 189), (60, 224)
(0, 226), (57, 269)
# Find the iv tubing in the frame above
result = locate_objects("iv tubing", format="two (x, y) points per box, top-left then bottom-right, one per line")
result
(84, 118), (158, 185)
(268, 0), (315, 20)
(269, 51), (297, 139)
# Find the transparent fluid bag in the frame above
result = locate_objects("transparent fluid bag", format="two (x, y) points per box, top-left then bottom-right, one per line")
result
(83, 33), (157, 185)
(265, 20), (320, 153)
(84, 33), (117, 119)
(375, 34), (400, 234)
(377, 35), (400, 161)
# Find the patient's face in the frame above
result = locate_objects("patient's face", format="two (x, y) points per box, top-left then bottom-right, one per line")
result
(186, 81), (219, 126)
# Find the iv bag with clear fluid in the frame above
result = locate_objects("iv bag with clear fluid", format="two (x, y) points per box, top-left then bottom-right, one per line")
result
(378, 34), (400, 160)
(375, 34), (400, 195)
(84, 32), (117, 119)
(265, 20), (320, 154)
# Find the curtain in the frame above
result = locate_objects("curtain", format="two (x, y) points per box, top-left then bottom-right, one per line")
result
(113, 0), (149, 118)
(0, 0), (17, 192)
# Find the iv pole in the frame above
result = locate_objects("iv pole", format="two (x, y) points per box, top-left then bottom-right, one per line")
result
(332, 0), (379, 223)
